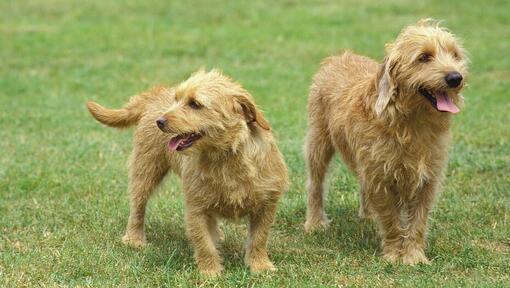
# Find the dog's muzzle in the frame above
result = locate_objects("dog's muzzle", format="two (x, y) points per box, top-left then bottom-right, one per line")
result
(419, 88), (460, 114)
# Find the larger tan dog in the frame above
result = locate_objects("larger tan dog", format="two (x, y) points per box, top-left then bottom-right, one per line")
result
(304, 20), (468, 264)
(87, 70), (289, 276)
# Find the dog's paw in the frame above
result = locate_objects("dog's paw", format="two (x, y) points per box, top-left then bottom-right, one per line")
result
(199, 264), (223, 277)
(401, 248), (431, 265)
(249, 259), (276, 273)
(122, 234), (146, 248)
(304, 215), (330, 233)
(382, 251), (400, 263)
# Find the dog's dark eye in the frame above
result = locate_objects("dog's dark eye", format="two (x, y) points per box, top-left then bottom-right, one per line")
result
(453, 51), (461, 60)
(188, 99), (201, 109)
(418, 53), (432, 63)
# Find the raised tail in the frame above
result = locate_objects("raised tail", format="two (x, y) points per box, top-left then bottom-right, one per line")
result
(86, 94), (148, 128)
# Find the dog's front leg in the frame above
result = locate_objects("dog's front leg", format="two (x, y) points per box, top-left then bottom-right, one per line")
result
(185, 209), (223, 277)
(400, 182), (437, 265)
(245, 203), (277, 273)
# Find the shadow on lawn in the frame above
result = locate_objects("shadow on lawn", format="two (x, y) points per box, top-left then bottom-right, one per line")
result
(112, 203), (380, 271)
(140, 218), (251, 272)
(282, 204), (380, 254)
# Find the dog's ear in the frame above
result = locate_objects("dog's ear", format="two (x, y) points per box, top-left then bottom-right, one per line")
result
(234, 92), (271, 130)
(375, 50), (398, 116)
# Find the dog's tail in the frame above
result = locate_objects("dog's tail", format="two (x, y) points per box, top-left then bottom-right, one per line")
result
(86, 94), (147, 128)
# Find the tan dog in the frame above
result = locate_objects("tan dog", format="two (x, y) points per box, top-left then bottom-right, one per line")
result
(304, 19), (468, 264)
(87, 70), (289, 276)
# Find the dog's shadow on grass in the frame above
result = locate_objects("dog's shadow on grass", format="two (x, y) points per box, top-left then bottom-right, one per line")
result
(141, 219), (194, 271)
(138, 218), (252, 273)
(114, 204), (380, 273)
(279, 204), (380, 255)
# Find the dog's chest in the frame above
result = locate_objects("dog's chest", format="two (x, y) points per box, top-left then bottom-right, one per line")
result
(359, 130), (449, 192)
(207, 172), (264, 219)
(184, 160), (264, 218)
(385, 149), (435, 191)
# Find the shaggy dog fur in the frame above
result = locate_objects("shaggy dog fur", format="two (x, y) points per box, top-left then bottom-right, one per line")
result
(304, 19), (468, 264)
(87, 70), (289, 276)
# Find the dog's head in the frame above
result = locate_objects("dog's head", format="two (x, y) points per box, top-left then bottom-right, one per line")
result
(156, 69), (270, 153)
(376, 19), (469, 117)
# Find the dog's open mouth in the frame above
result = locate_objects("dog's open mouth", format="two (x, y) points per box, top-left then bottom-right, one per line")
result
(419, 88), (460, 114)
(168, 132), (202, 151)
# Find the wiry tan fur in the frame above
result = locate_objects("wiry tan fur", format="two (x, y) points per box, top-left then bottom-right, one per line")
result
(304, 19), (468, 264)
(87, 70), (289, 276)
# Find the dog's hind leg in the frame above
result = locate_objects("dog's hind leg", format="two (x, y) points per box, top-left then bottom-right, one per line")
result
(122, 138), (169, 248)
(370, 186), (403, 263)
(304, 120), (334, 232)
(358, 179), (374, 219)
(207, 215), (224, 243)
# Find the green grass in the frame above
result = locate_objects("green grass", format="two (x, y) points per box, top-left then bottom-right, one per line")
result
(1, 0), (509, 286)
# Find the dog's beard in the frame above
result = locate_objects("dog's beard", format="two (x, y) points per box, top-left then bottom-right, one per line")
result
(419, 88), (460, 114)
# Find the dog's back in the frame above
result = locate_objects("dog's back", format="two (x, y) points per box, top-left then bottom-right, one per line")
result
(87, 86), (184, 173)
(310, 51), (378, 110)
(306, 51), (380, 173)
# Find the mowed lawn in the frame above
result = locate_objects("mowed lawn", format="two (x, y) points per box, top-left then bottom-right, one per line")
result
(1, 0), (509, 286)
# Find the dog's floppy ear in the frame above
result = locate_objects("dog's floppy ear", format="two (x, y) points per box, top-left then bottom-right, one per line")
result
(234, 92), (271, 130)
(375, 48), (398, 116)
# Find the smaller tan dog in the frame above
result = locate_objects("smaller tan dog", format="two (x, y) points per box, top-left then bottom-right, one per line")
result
(305, 19), (468, 264)
(87, 70), (289, 276)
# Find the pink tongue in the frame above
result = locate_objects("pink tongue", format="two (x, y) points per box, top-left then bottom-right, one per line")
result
(436, 92), (460, 114)
(168, 137), (185, 151)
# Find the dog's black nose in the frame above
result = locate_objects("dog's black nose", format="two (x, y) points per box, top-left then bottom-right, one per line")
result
(445, 72), (463, 88)
(156, 117), (167, 130)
